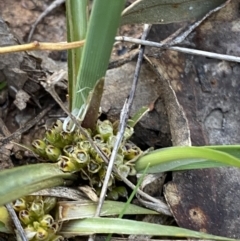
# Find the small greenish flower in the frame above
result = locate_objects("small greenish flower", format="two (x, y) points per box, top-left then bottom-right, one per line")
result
(52, 120), (63, 133)
(72, 149), (90, 165)
(39, 214), (54, 228)
(94, 153), (104, 164)
(32, 139), (47, 158)
(63, 145), (74, 157)
(113, 154), (123, 166)
(77, 140), (91, 151)
(13, 198), (27, 212)
(57, 155), (80, 172)
(46, 145), (62, 162)
(96, 120), (113, 141)
(93, 134), (104, 144)
(117, 164), (130, 178)
(101, 146), (111, 157)
(107, 135), (117, 149)
(73, 128), (91, 142)
(19, 210), (34, 225)
(35, 225), (49, 240)
(60, 131), (74, 146)
(122, 143), (141, 160)
(29, 200), (44, 219)
(88, 160), (102, 174)
(123, 125), (134, 140)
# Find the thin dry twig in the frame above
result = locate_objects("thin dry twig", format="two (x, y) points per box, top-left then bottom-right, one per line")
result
(5, 203), (28, 241)
(0, 40), (84, 54)
(108, 48), (139, 69)
(0, 103), (55, 145)
(161, 0), (230, 46)
(27, 0), (65, 42)
(115, 1), (235, 63)
(94, 24), (152, 219)
(115, 37), (240, 63)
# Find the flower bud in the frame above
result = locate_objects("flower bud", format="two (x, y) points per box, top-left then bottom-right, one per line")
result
(43, 197), (57, 213)
(45, 129), (59, 145)
(114, 186), (128, 198)
(107, 190), (119, 200)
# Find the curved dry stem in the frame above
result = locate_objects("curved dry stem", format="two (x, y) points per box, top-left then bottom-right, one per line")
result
(0, 40), (85, 54)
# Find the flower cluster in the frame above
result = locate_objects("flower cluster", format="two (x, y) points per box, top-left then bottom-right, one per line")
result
(32, 119), (142, 199)
(13, 196), (63, 241)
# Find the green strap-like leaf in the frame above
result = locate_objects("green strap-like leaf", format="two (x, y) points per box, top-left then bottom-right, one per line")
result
(135, 146), (240, 173)
(121, 0), (226, 25)
(0, 163), (74, 205)
(57, 200), (157, 221)
(66, 0), (88, 111)
(60, 217), (236, 240)
(73, 0), (126, 111)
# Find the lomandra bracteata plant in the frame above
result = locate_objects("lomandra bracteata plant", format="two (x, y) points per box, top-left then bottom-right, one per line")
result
(32, 119), (142, 200)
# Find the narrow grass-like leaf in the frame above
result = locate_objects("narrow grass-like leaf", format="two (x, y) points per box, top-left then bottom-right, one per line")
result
(121, 0), (226, 25)
(60, 217), (236, 240)
(73, 0), (126, 111)
(0, 163), (75, 205)
(66, 0), (88, 111)
(135, 146), (240, 173)
(204, 145), (240, 158)
(128, 106), (149, 128)
(56, 200), (157, 221)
